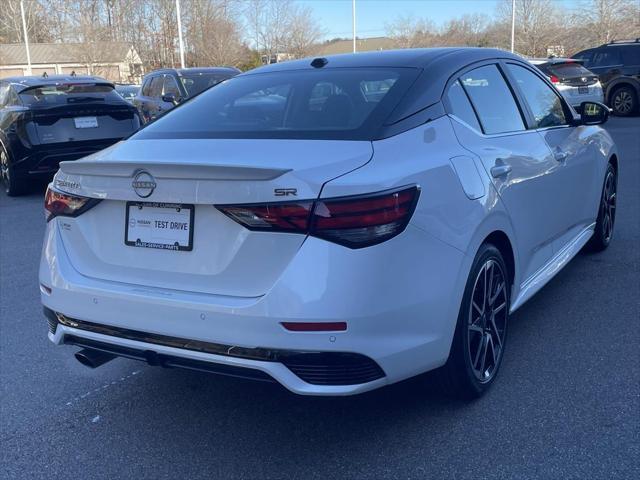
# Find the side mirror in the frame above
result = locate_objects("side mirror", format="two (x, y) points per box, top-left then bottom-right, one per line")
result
(161, 93), (180, 106)
(580, 101), (610, 125)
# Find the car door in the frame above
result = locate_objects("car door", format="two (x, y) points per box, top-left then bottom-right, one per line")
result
(589, 49), (624, 89)
(446, 63), (560, 283)
(134, 76), (154, 123)
(504, 62), (600, 251)
(158, 74), (181, 115)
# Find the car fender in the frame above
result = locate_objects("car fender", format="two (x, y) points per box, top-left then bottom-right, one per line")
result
(605, 76), (640, 101)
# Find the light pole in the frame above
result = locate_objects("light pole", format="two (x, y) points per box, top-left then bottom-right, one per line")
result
(20, 0), (32, 75)
(510, 0), (516, 53)
(176, 0), (185, 68)
(352, 0), (357, 53)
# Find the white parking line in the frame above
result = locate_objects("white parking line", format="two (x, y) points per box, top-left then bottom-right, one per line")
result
(64, 369), (142, 407)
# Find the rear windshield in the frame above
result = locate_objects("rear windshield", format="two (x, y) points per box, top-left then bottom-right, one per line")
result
(180, 73), (234, 97)
(19, 83), (122, 106)
(136, 67), (419, 141)
(538, 62), (593, 78)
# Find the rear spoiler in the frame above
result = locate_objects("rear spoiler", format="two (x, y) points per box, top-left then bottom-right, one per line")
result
(59, 159), (290, 181)
(17, 81), (115, 94)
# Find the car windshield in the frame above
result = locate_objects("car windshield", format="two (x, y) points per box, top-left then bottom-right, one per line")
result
(180, 73), (233, 97)
(116, 86), (139, 99)
(540, 62), (593, 78)
(136, 67), (418, 141)
(19, 83), (122, 106)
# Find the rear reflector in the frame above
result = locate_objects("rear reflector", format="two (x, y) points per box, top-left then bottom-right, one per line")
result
(550, 75), (559, 83)
(281, 322), (347, 332)
(44, 186), (101, 222)
(216, 186), (419, 248)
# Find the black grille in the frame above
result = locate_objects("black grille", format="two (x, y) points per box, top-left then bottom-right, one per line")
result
(43, 307), (58, 334)
(281, 352), (385, 385)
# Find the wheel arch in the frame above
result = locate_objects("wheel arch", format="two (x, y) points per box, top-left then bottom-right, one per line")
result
(609, 153), (618, 174)
(605, 79), (640, 103)
(482, 231), (515, 289)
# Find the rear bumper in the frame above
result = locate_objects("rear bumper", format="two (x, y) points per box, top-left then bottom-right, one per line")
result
(40, 221), (467, 395)
(557, 84), (604, 107)
(14, 139), (122, 175)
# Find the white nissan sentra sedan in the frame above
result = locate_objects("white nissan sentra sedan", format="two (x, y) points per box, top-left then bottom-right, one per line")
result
(40, 48), (618, 398)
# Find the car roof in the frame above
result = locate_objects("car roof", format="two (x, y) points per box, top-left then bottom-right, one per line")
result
(244, 48), (523, 74)
(147, 67), (241, 77)
(2, 75), (112, 91)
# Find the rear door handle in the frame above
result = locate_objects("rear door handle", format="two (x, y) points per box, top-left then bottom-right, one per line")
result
(490, 164), (512, 178)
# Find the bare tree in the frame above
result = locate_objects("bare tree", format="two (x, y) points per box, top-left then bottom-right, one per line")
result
(495, 0), (561, 56)
(0, 0), (50, 44)
(385, 15), (438, 48)
(573, 0), (640, 45)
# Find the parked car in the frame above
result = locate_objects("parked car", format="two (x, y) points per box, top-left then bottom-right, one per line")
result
(0, 75), (140, 196)
(133, 67), (240, 123)
(529, 57), (604, 110)
(115, 83), (139, 103)
(41, 49), (617, 398)
(573, 39), (640, 116)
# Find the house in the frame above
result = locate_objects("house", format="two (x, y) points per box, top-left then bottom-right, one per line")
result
(0, 42), (144, 83)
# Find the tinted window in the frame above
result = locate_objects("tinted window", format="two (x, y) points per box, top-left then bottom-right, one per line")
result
(572, 50), (593, 66)
(507, 64), (568, 128)
(148, 77), (163, 98)
(163, 75), (180, 97)
(141, 78), (153, 96)
(180, 72), (233, 97)
(135, 68), (418, 141)
(0, 83), (9, 107)
(446, 80), (481, 131)
(621, 46), (640, 65)
(592, 50), (622, 67)
(18, 83), (122, 106)
(460, 65), (525, 135)
(539, 62), (594, 78)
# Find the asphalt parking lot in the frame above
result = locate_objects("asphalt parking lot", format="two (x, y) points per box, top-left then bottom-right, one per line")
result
(1, 117), (638, 479)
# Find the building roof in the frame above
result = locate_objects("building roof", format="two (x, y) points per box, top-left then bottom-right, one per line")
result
(318, 37), (397, 56)
(0, 42), (136, 65)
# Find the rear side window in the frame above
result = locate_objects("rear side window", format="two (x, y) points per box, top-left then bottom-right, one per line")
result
(621, 46), (640, 65)
(180, 73), (232, 97)
(445, 80), (481, 131)
(18, 83), (121, 106)
(592, 50), (622, 67)
(459, 65), (525, 135)
(135, 67), (419, 141)
(507, 64), (568, 129)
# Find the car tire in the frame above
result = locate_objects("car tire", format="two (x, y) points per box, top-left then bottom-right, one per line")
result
(434, 244), (510, 399)
(610, 85), (637, 116)
(1, 146), (26, 197)
(586, 163), (617, 252)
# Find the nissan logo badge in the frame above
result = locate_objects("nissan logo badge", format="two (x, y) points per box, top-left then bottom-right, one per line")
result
(132, 170), (156, 198)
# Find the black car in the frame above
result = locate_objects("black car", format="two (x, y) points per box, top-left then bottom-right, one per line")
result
(133, 67), (240, 123)
(0, 75), (140, 196)
(573, 39), (640, 116)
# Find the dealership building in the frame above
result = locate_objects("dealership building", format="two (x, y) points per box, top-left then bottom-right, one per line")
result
(0, 42), (143, 83)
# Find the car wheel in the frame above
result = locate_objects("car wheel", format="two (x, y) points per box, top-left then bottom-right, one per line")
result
(1, 146), (26, 196)
(434, 244), (510, 398)
(611, 85), (637, 116)
(586, 163), (617, 252)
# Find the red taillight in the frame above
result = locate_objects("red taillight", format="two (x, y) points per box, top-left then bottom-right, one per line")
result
(216, 186), (420, 249)
(44, 186), (100, 222)
(550, 75), (559, 83)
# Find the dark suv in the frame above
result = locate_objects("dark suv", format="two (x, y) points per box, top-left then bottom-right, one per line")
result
(573, 39), (640, 116)
(133, 67), (240, 123)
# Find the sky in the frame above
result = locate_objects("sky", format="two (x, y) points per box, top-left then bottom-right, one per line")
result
(297, 0), (581, 40)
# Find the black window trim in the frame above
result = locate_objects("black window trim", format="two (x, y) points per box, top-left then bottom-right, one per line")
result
(442, 79), (483, 134)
